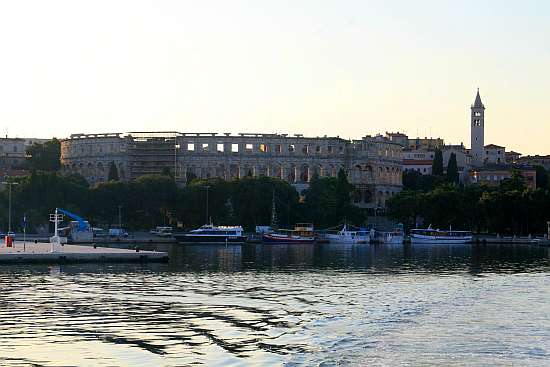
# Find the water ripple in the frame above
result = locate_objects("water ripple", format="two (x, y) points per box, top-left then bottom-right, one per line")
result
(0, 243), (549, 366)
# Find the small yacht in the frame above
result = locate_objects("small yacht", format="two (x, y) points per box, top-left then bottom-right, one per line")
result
(411, 226), (472, 244)
(173, 224), (246, 244)
(326, 224), (371, 244)
(262, 223), (316, 244)
(150, 226), (173, 237)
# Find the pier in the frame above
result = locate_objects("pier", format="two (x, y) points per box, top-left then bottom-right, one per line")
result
(0, 241), (168, 264)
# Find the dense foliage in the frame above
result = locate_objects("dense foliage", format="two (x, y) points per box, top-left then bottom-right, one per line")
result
(0, 169), (367, 232)
(388, 171), (550, 235)
(26, 139), (61, 172)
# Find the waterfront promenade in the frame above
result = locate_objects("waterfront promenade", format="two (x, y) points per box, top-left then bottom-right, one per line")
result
(0, 241), (168, 264)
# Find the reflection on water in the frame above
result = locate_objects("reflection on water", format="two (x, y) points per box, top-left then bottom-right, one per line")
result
(1, 243), (549, 366)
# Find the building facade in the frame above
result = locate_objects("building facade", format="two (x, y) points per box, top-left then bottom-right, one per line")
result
(403, 149), (434, 175)
(0, 137), (51, 177)
(483, 144), (506, 165)
(61, 132), (404, 208)
(517, 155), (550, 170)
(469, 165), (537, 190)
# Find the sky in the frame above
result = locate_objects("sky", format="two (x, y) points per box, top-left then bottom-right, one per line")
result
(0, 0), (548, 154)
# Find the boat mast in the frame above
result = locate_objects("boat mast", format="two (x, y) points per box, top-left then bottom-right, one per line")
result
(270, 190), (279, 230)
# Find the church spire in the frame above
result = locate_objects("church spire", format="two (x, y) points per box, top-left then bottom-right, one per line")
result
(473, 88), (484, 109)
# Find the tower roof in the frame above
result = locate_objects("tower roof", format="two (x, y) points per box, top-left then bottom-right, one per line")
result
(473, 88), (484, 108)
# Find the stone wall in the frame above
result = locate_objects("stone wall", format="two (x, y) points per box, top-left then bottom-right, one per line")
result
(60, 133), (130, 184)
(61, 132), (403, 208)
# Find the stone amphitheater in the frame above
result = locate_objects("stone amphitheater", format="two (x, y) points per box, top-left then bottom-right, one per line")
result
(60, 132), (403, 208)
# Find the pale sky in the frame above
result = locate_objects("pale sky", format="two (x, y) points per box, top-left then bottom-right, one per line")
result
(0, 0), (548, 154)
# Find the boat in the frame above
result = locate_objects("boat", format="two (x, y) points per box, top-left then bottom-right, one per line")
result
(325, 224), (371, 244)
(262, 223), (316, 244)
(150, 226), (173, 237)
(173, 224), (247, 244)
(376, 230), (404, 244)
(375, 229), (404, 244)
(410, 226), (472, 244)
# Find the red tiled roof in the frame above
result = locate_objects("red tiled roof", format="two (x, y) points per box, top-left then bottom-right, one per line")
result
(403, 160), (433, 165)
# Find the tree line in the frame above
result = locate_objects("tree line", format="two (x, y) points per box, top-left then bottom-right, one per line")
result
(387, 166), (550, 235)
(0, 169), (366, 233)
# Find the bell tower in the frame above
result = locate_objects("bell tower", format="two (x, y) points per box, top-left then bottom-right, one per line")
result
(470, 89), (485, 166)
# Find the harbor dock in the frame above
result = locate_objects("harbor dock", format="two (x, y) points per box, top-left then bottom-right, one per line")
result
(0, 241), (168, 264)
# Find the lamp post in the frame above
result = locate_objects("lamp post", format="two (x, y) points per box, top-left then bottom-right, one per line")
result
(2, 179), (19, 235)
(174, 142), (180, 182)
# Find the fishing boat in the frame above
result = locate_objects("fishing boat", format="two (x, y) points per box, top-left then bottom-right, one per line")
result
(262, 223), (316, 244)
(325, 224), (371, 244)
(173, 224), (247, 244)
(410, 226), (472, 244)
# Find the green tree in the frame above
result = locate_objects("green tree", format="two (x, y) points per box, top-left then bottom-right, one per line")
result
(500, 170), (525, 191)
(26, 138), (61, 172)
(107, 161), (119, 181)
(446, 153), (459, 184)
(160, 167), (173, 178)
(386, 190), (423, 230)
(534, 165), (548, 190)
(432, 149), (444, 176)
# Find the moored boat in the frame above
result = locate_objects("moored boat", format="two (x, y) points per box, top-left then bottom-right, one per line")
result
(411, 227), (472, 244)
(173, 224), (247, 244)
(262, 223), (316, 244)
(375, 229), (404, 244)
(325, 224), (371, 244)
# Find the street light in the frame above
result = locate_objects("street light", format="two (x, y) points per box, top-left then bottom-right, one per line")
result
(2, 178), (19, 234)
(174, 142), (180, 182)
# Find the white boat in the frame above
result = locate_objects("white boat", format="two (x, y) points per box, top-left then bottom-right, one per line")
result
(326, 224), (371, 244)
(375, 229), (404, 244)
(150, 226), (173, 237)
(411, 227), (472, 244)
(173, 224), (247, 244)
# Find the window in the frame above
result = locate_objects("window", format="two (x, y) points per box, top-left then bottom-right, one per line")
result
(327, 145), (333, 153)
(187, 143), (195, 151)
(315, 145), (321, 153)
(231, 143), (239, 152)
(474, 119), (481, 126)
(259, 143), (267, 152)
(217, 143), (224, 152)
(245, 143), (253, 152)
(302, 145), (309, 154)
(275, 144), (281, 153)
(289, 144), (295, 152)
(202, 143), (209, 151)
(475, 112), (481, 117)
